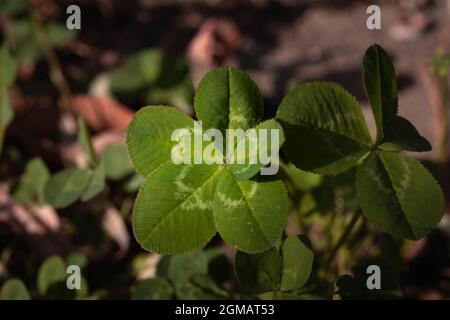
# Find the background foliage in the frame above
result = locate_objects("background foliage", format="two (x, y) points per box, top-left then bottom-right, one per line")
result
(1, 0), (450, 300)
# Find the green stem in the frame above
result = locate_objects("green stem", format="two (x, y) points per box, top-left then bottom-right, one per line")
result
(324, 210), (361, 269)
(30, 6), (73, 111)
(29, 5), (76, 143)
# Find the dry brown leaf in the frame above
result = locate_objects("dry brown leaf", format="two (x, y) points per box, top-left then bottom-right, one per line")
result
(136, 254), (162, 280)
(102, 204), (130, 258)
(188, 18), (240, 85)
(70, 95), (135, 132)
(403, 238), (427, 262)
(389, 11), (430, 41)
(0, 185), (59, 235)
(0, 184), (71, 256)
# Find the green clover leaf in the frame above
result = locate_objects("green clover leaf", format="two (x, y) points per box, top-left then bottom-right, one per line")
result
(277, 44), (443, 240)
(0, 279), (30, 300)
(277, 82), (372, 175)
(363, 44), (431, 151)
(235, 235), (313, 294)
(356, 151), (444, 240)
(127, 67), (288, 254)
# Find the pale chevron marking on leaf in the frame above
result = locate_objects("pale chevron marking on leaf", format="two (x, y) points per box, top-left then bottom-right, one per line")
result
(216, 192), (245, 209)
(246, 183), (258, 199)
(174, 165), (193, 200)
(365, 164), (391, 195)
(230, 113), (248, 126)
(396, 156), (411, 201)
(181, 193), (213, 211)
(174, 165), (215, 210)
(140, 167), (223, 247)
(362, 161), (403, 227)
(231, 164), (251, 174)
(235, 181), (272, 245)
(171, 151), (184, 164)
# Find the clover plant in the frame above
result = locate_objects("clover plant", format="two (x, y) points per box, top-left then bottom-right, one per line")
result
(124, 44), (444, 300)
(126, 67), (288, 254)
(276, 44), (443, 240)
(2, 42), (443, 300)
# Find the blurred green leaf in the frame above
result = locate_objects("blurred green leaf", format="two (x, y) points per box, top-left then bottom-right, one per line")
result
(102, 144), (135, 180)
(110, 49), (163, 93)
(156, 255), (171, 278)
(8, 19), (41, 63)
(282, 163), (323, 192)
(76, 277), (89, 300)
(37, 256), (67, 298)
(179, 274), (228, 300)
(45, 21), (77, 47)
(235, 248), (282, 294)
(0, 45), (15, 132)
(44, 169), (90, 208)
(132, 278), (173, 300)
(12, 157), (50, 204)
(38, 255), (88, 300)
(158, 249), (231, 293)
(110, 49), (194, 113)
(146, 74), (194, 114)
(236, 235), (314, 295)
(66, 253), (88, 270)
(156, 252), (230, 299)
(0, 279), (30, 300)
(280, 235), (313, 291)
(0, 88), (13, 128)
(167, 251), (208, 288)
(123, 173), (144, 193)
(78, 118), (97, 167)
(7, 19), (77, 64)
(0, 0), (28, 16)
(0, 45), (17, 88)
(81, 159), (105, 201)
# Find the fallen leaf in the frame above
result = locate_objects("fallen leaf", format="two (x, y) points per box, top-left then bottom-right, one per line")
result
(70, 95), (135, 132)
(188, 18), (240, 85)
(102, 204), (130, 258)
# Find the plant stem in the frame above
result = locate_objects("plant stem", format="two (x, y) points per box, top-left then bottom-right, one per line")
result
(30, 8), (73, 110)
(29, 5), (77, 140)
(323, 209), (361, 269)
